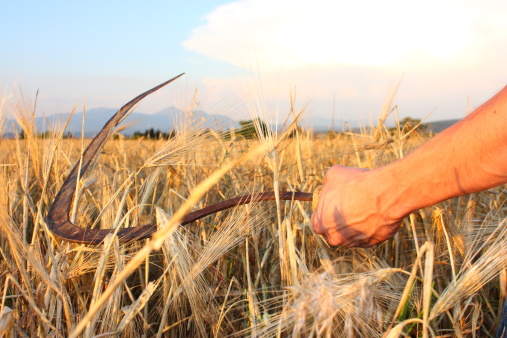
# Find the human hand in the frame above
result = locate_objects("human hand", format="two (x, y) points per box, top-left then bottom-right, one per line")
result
(311, 165), (404, 248)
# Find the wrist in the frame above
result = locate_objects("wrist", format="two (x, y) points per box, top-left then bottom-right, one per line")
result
(363, 161), (427, 221)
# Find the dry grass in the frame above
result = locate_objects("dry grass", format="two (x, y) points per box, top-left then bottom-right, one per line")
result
(1, 91), (506, 337)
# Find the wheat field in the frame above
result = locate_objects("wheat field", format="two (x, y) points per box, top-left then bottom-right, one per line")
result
(0, 91), (506, 337)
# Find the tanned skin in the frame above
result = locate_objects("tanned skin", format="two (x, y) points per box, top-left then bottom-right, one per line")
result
(311, 85), (507, 248)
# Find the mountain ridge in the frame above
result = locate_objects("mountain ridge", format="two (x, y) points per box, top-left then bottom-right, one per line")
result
(5, 107), (239, 137)
(4, 107), (459, 137)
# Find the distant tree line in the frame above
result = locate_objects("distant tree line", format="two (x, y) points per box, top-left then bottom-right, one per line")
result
(129, 120), (272, 141)
(39, 131), (74, 139)
(130, 128), (176, 140)
(18, 130), (74, 139)
(18, 118), (301, 141)
(127, 119), (307, 141)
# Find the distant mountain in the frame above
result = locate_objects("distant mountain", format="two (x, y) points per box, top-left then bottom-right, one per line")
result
(299, 116), (461, 133)
(5, 107), (238, 137)
(3, 107), (459, 138)
(424, 119), (460, 133)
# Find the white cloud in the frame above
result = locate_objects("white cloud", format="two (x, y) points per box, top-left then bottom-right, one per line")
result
(183, 0), (493, 70)
(183, 0), (507, 121)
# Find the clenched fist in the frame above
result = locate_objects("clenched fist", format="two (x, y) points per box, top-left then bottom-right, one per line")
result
(311, 165), (404, 248)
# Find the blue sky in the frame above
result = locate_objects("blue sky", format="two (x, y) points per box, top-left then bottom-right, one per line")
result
(2, 0), (507, 124)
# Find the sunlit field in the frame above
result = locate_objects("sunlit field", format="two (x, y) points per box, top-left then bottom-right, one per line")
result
(1, 92), (506, 337)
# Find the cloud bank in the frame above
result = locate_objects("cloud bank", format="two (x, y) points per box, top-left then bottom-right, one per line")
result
(183, 0), (507, 121)
(185, 0), (474, 70)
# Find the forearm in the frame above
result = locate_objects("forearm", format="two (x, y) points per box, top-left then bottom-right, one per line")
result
(372, 85), (507, 218)
(311, 85), (507, 247)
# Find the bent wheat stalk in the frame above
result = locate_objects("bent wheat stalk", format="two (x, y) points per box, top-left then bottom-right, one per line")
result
(46, 74), (312, 245)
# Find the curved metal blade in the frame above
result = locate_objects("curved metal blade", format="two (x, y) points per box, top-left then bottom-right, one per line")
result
(46, 74), (185, 244)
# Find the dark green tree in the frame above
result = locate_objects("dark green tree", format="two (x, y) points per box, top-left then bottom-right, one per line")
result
(235, 118), (269, 139)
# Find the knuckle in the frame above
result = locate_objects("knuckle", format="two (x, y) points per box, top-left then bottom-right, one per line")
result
(327, 236), (342, 247)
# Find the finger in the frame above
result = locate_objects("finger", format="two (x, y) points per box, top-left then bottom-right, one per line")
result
(311, 210), (327, 235)
(324, 227), (348, 247)
(326, 234), (344, 247)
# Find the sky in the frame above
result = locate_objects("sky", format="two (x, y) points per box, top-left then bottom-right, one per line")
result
(1, 0), (507, 125)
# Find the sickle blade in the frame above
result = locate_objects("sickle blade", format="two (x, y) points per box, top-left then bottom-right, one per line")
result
(46, 74), (184, 244)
